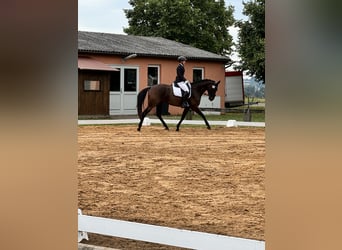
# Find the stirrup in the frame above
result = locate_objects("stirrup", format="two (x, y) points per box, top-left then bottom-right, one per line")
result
(181, 101), (189, 108)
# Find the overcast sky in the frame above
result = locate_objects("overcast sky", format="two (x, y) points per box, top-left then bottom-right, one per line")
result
(78, 0), (246, 36)
(78, 0), (247, 62)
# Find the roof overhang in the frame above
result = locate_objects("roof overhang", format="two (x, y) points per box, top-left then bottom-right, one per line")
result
(78, 50), (230, 63)
(78, 57), (119, 71)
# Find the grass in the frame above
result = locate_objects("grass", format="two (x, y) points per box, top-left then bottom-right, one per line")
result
(245, 97), (265, 104)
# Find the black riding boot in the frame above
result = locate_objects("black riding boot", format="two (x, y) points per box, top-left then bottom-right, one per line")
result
(181, 91), (190, 108)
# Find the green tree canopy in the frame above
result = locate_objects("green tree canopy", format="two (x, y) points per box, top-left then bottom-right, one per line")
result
(124, 0), (235, 56)
(235, 0), (265, 83)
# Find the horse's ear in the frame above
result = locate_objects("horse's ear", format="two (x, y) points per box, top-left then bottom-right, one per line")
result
(216, 80), (220, 85)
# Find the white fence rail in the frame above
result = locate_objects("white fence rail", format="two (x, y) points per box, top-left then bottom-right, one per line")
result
(78, 212), (265, 250)
(78, 118), (265, 127)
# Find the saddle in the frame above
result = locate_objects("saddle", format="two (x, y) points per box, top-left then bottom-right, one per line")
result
(172, 81), (191, 98)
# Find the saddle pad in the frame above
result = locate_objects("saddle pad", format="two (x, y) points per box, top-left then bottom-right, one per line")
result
(172, 82), (192, 98)
(172, 83), (182, 97)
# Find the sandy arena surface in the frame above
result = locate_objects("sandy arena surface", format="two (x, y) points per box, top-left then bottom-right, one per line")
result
(78, 125), (265, 249)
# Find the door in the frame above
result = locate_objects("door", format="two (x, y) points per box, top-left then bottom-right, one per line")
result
(79, 70), (110, 115)
(123, 68), (138, 114)
(109, 67), (138, 115)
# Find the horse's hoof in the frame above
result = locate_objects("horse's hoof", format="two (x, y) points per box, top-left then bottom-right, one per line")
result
(207, 127), (211, 130)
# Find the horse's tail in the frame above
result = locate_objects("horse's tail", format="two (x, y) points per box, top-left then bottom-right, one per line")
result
(137, 87), (151, 119)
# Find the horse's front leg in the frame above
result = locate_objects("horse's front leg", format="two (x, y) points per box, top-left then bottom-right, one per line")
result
(191, 106), (211, 130)
(176, 107), (190, 131)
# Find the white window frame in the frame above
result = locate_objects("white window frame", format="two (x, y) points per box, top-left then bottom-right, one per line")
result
(147, 65), (160, 86)
(193, 67), (204, 82)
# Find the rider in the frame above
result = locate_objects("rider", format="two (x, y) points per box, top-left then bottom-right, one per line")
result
(175, 56), (190, 108)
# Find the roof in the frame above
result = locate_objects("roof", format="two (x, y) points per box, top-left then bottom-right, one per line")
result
(78, 31), (230, 63)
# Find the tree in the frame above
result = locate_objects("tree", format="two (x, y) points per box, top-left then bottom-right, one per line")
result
(124, 0), (235, 56)
(235, 0), (265, 83)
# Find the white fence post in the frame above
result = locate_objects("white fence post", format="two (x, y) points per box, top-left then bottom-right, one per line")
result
(78, 209), (89, 243)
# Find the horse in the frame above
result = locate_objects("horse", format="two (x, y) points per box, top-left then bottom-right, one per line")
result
(137, 79), (220, 131)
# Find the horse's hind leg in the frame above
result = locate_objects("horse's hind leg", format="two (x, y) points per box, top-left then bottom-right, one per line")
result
(137, 106), (153, 131)
(156, 104), (169, 130)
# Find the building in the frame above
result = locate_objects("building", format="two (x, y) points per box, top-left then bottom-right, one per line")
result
(78, 31), (230, 116)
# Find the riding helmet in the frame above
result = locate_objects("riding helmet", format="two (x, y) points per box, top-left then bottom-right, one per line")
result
(177, 56), (187, 62)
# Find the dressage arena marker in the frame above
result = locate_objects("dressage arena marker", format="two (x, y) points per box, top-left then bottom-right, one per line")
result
(226, 119), (238, 127)
(78, 118), (265, 127)
(78, 210), (265, 250)
(142, 117), (151, 126)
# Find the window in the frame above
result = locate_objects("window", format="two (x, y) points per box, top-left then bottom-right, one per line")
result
(110, 70), (120, 91)
(84, 80), (100, 91)
(193, 68), (204, 82)
(148, 65), (159, 86)
(124, 68), (137, 92)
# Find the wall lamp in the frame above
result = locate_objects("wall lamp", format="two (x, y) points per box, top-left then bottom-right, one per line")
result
(122, 53), (137, 61)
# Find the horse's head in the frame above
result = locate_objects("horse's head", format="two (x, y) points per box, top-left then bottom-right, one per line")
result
(206, 80), (220, 101)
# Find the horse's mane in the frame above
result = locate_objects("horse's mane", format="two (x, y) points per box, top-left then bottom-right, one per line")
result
(191, 79), (214, 87)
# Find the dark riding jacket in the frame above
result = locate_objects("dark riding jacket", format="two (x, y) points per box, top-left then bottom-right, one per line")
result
(175, 63), (186, 83)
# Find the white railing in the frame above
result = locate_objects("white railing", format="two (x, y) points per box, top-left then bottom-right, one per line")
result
(78, 210), (265, 250)
(78, 118), (265, 127)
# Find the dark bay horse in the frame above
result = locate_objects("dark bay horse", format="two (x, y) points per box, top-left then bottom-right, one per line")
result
(137, 79), (220, 131)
